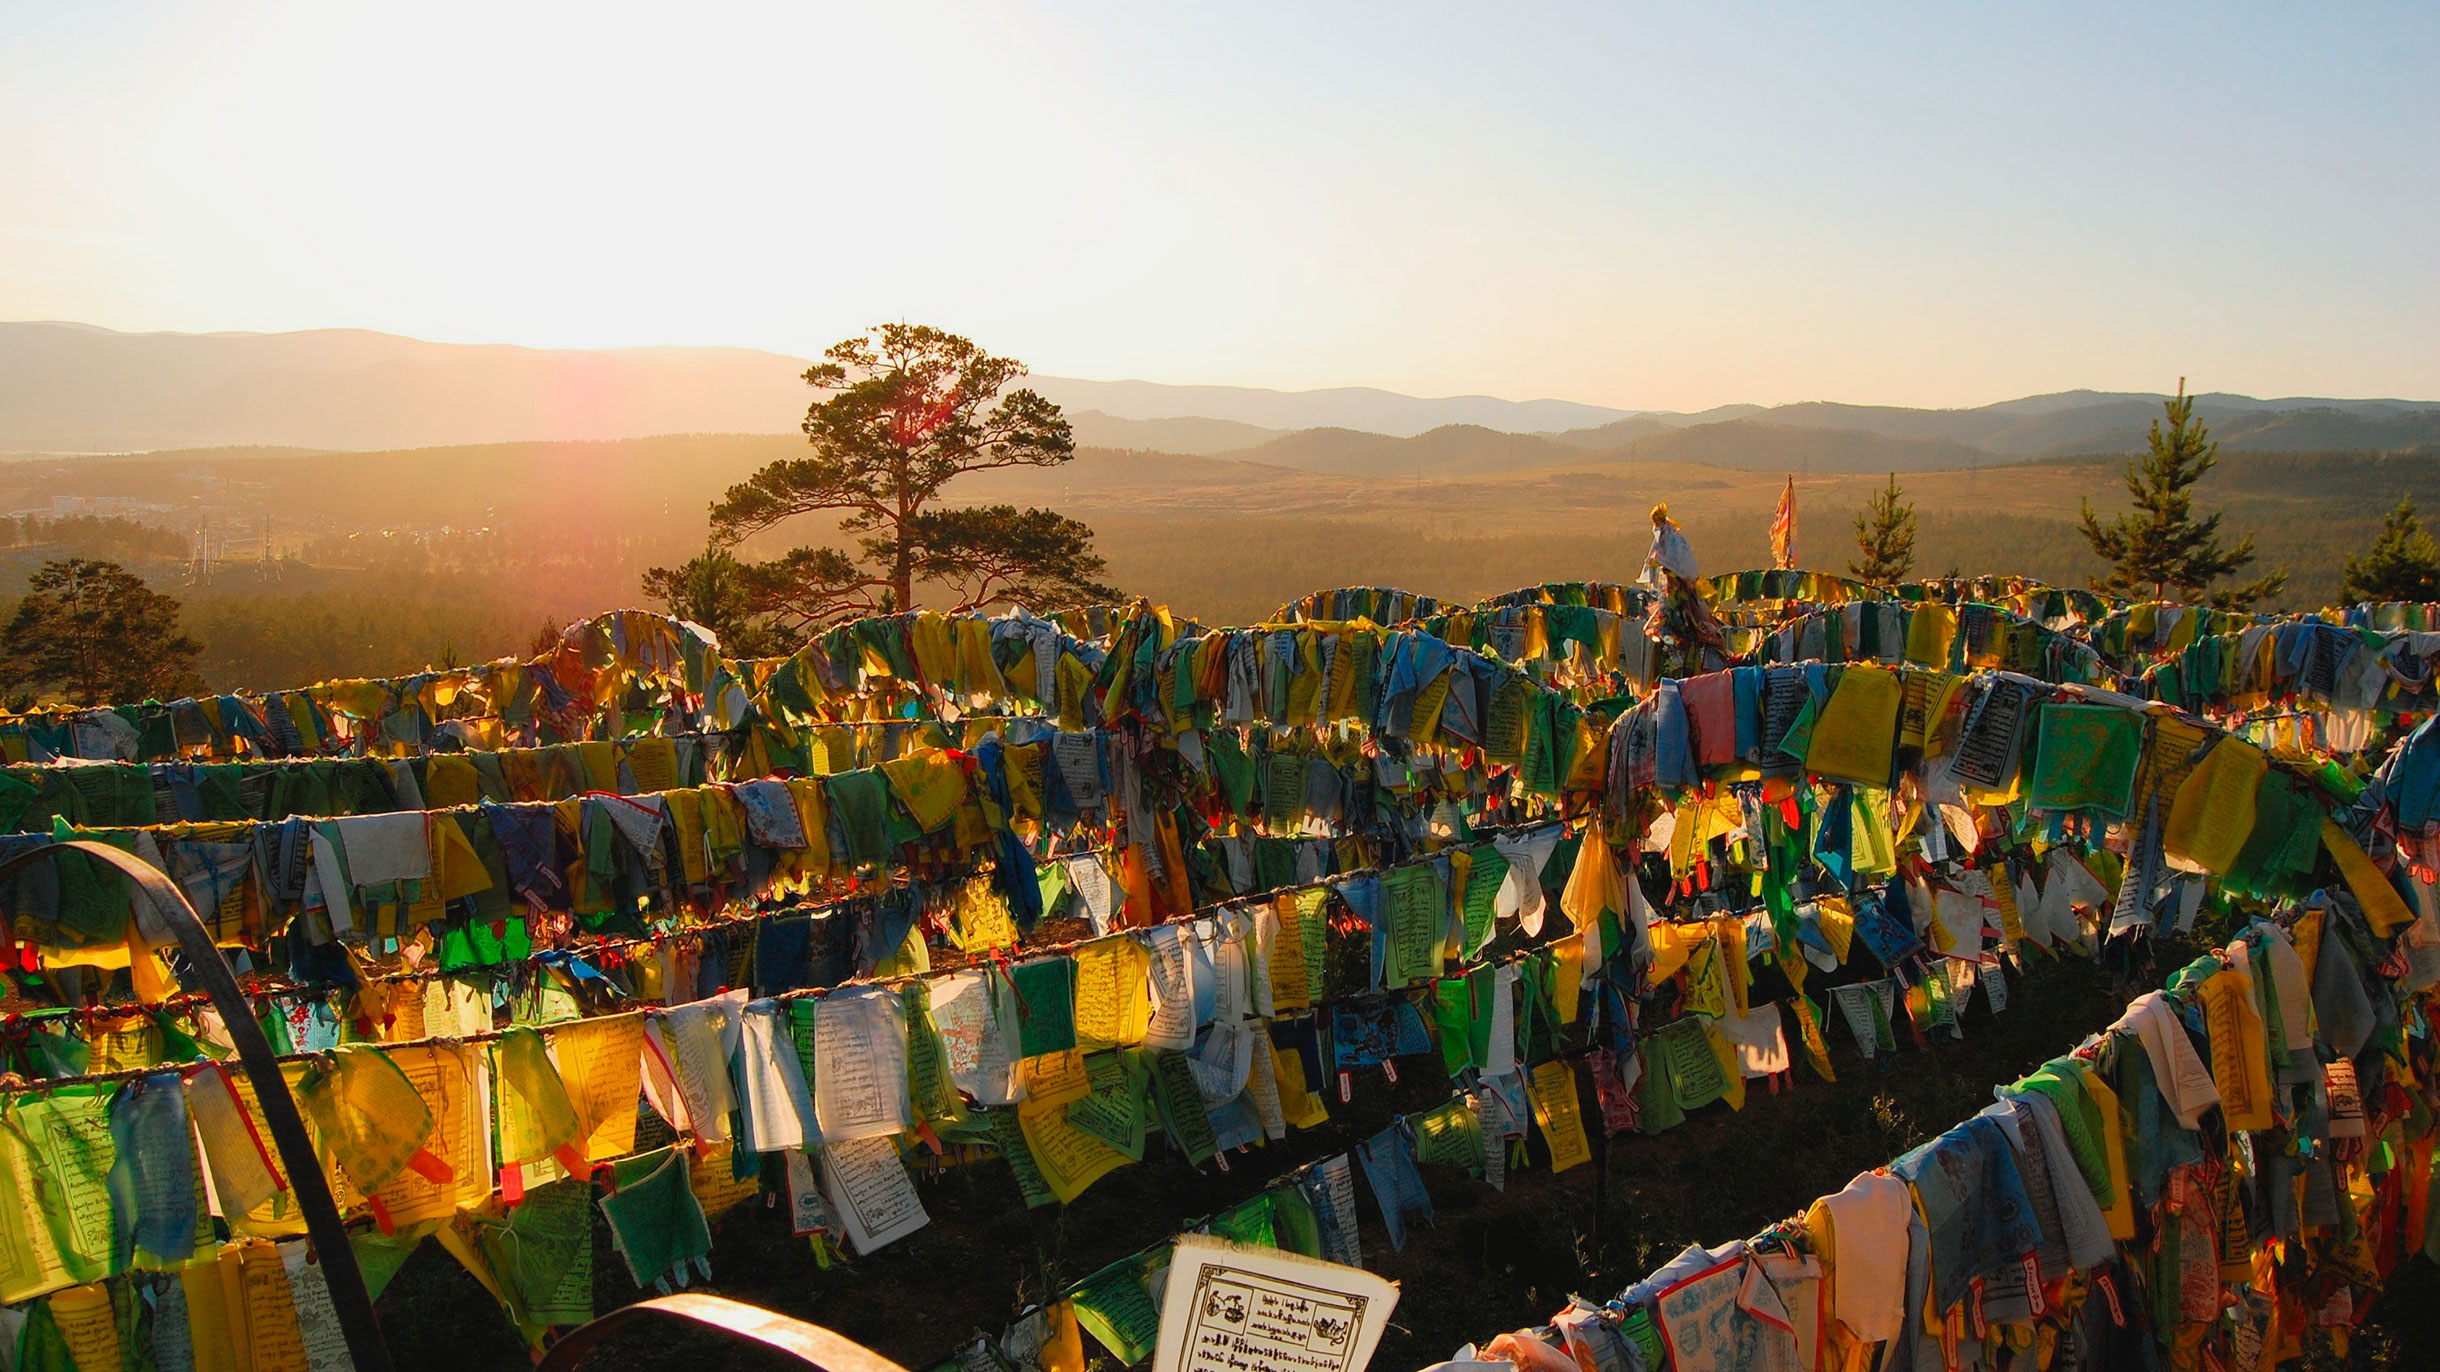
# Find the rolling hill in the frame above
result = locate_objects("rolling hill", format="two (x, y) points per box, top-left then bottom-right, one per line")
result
(8, 322), (2438, 481)
(1062, 411), (1289, 454)
(0, 322), (811, 452)
(0, 322), (1636, 452)
(1733, 392), (2440, 458)
(1220, 425), (1584, 477)
(1020, 377), (1632, 436)
(1602, 419), (1994, 472)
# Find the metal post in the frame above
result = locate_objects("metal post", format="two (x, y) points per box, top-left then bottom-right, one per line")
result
(0, 840), (394, 1372)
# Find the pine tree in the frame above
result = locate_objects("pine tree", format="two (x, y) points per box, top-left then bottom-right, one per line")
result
(2078, 381), (2286, 608)
(661, 324), (1119, 630)
(1849, 473), (1917, 586)
(640, 542), (803, 656)
(0, 558), (203, 704)
(2342, 494), (2440, 604)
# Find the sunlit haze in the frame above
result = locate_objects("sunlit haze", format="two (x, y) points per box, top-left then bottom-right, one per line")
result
(4, 1), (2435, 408)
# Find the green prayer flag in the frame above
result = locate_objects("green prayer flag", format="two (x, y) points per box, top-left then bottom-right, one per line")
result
(1459, 844), (1508, 958)
(1381, 863), (1445, 988)
(6, 1086), (122, 1282)
(1206, 1192), (1276, 1247)
(479, 1175), (595, 1331)
(598, 1146), (712, 1291)
(1431, 979), (1477, 1075)
(1264, 753), (1308, 831)
(1209, 731), (1256, 817)
(1267, 1182), (1322, 1258)
(2028, 704), (2144, 818)
(1411, 1098), (1483, 1174)
(1070, 1249), (1164, 1366)
(1657, 1017), (1726, 1113)
(1009, 957), (1079, 1059)
(1636, 1043), (1685, 1135)
(985, 1108), (1056, 1210)
(1149, 1050), (1218, 1166)
(1064, 1051), (1149, 1161)
(903, 984), (964, 1129)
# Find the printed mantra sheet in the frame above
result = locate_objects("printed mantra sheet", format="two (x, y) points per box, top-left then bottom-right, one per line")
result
(1151, 1236), (1396, 1372)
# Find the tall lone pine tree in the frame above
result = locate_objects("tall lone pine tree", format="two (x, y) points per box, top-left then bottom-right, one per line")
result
(1849, 473), (1918, 586)
(2078, 381), (2286, 609)
(646, 325), (1118, 649)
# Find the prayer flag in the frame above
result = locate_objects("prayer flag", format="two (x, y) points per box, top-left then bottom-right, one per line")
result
(1771, 475), (1797, 569)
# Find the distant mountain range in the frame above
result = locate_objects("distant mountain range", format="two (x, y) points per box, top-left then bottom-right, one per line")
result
(7, 321), (2438, 474)
(0, 322), (810, 453)
(1024, 377), (1632, 437)
(0, 322), (1630, 451)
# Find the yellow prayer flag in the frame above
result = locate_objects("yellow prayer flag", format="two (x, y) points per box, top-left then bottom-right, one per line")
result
(1815, 897), (1856, 962)
(492, 1029), (581, 1168)
(782, 777), (834, 878)
(1073, 937), (1151, 1051)
(2324, 821), (2416, 938)
(2163, 738), (2266, 874)
(551, 1013), (648, 1163)
(296, 1046), (434, 1196)
(1016, 1096), (1133, 1205)
(1041, 1300), (1086, 1372)
(1646, 921), (1701, 985)
(48, 1281), (122, 1372)
(1791, 995), (1836, 1082)
(1558, 821), (1622, 936)
(1022, 1050), (1092, 1109)
(1806, 666), (1902, 787)
(369, 1043), (487, 1227)
(1684, 936), (1728, 1018)
(1271, 1045), (1330, 1130)
(1705, 1021), (1747, 1111)
(1527, 1060), (1593, 1173)
(578, 740), (619, 792)
(1410, 671), (1453, 749)
(179, 1257), (240, 1372)
(882, 751), (971, 834)
(235, 1239), (311, 1372)
(1904, 605), (1957, 668)
(433, 817), (492, 902)
(2081, 1067), (2136, 1241)
(909, 612), (957, 687)
(1552, 939), (1583, 1027)
(690, 1141), (761, 1223)
(2202, 967), (2275, 1133)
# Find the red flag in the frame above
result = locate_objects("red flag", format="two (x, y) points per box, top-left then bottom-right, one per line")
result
(1770, 475), (1797, 569)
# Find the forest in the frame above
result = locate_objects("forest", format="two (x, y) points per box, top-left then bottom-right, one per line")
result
(0, 436), (2431, 689)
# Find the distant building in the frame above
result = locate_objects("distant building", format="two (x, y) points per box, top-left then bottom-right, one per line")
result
(36, 494), (172, 518)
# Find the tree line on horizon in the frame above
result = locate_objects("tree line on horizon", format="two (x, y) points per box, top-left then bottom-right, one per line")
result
(2, 342), (2438, 706)
(1845, 379), (2439, 606)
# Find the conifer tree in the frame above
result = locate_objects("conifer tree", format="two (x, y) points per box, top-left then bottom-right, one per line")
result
(639, 542), (796, 657)
(1849, 473), (1917, 586)
(2342, 494), (2440, 604)
(2078, 381), (2286, 608)
(648, 324), (1119, 644)
(0, 558), (202, 704)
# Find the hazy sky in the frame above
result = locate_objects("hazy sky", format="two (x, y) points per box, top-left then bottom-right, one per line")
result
(4, 2), (2434, 409)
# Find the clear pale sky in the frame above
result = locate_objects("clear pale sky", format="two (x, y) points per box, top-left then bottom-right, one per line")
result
(4, 2), (2434, 410)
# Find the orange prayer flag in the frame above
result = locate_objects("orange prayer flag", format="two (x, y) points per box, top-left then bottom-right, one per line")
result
(1770, 475), (1798, 570)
